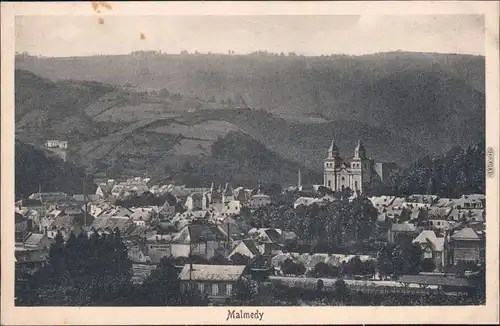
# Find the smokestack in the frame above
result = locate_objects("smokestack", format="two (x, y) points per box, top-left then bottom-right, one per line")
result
(298, 168), (302, 189)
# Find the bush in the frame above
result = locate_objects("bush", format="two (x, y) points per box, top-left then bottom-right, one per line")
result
(312, 262), (338, 278)
(421, 258), (436, 272)
(281, 258), (306, 276)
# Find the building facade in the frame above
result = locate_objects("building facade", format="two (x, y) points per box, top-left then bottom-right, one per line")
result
(323, 140), (371, 193)
(323, 139), (398, 193)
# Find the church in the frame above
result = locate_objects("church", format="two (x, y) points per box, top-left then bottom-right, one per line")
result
(323, 139), (398, 194)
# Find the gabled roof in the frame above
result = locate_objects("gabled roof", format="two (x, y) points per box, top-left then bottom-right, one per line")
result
(49, 215), (76, 230)
(174, 224), (227, 242)
(248, 228), (281, 243)
(413, 230), (444, 252)
(178, 264), (246, 282)
(90, 216), (136, 235)
(240, 240), (261, 256)
(24, 233), (48, 246)
(451, 227), (481, 241)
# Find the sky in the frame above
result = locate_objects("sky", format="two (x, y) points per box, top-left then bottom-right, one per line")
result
(15, 15), (485, 57)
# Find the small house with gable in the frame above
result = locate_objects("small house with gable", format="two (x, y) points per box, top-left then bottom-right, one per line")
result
(178, 264), (247, 302)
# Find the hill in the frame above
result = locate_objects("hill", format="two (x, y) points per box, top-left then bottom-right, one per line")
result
(15, 141), (94, 199)
(169, 131), (321, 187)
(16, 52), (485, 155)
(15, 69), (116, 147)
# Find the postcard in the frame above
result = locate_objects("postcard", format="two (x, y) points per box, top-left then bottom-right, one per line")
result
(1, 1), (499, 325)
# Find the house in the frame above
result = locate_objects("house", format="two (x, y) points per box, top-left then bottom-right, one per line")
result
(293, 197), (324, 209)
(111, 184), (127, 198)
(247, 228), (281, 244)
(369, 196), (396, 212)
(15, 249), (48, 273)
(248, 194), (272, 209)
(159, 199), (176, 218)
(450, 227), (484, 264)
(185, 192), (209, 211)
(16, 199), (46, 215)
(171, 223), (228, 259)
(228, 240), (261, 260)
(221, 200), (242, 216)
(95, 182), (114, 200)
(131, 208), (155, 227)
(108, 206), (135, 218)
(412, 230), (448, 271)
(247, 228), (282, 255)
(448, 208), (485, 223)
(23, 233), (53, 250)
(218, 216), (248, 240)
(435, 198), (455, 208)
(427, 218), (456, 231)
(28, 192), (68, 203)
(44, 215), (81, 239)
(178, 264), (247, 302)
(15, 213), (32, 242)
(453, 194), (485, 210)
(387, 223), (418, 246)
(402, 195), (438, 209)
(89, 216), (137, 237)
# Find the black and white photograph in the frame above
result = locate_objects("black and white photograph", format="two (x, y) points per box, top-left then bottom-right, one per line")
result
(2, 1), (499, 325)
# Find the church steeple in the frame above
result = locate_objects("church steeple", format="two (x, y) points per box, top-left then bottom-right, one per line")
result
(328, 139), (340, 158)
(354, 140), (366, 159)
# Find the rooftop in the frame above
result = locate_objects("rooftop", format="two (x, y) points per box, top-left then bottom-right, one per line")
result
(178, 264), (246, 282)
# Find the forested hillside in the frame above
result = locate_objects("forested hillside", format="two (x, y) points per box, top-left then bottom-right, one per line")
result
(15, 141), (94, 199)
(16, 52), (485, 155)
(389, 139), (485, 197)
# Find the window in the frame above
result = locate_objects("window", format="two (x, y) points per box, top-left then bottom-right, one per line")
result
(198, 283), (205, 293)
(328, 180), (331, 187)
(341, 176), (345, 181)
(212, 284), (219, 296)
(354, 181), (358, 190)
(226, 283), (233, 296)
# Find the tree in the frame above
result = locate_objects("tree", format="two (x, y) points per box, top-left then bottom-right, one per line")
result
(209, 252), (230, 265)
(376, 244), (395, 279)
(421, 258), (436, 272)
(47, 231), (66, 282)
(316, 279), (324, 291)
(266, 183), (283, 198)
(141, 256), (184, 305)
(281, 259), (305, 276)
(312, 262), (337, 278)
(333, 278), (348, 297)
(232, 277), (257, 303)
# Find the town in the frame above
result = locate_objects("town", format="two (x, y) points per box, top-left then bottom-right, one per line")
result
(14, 139), (486, 306)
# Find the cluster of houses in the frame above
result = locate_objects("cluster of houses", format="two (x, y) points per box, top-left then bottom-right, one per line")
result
(374, 194), (485, 271)
(14, 176), (486, 302)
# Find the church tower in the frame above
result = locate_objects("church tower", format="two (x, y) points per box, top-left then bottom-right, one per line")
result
(350, 140), (371, 193)
(324, 139), (342, 190)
